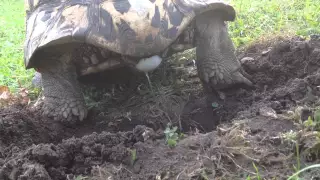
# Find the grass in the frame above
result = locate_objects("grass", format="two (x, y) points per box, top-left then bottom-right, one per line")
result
(0, 0), (319, 92)
(0, 0), (35, 92)
(229, 0), (320, 47)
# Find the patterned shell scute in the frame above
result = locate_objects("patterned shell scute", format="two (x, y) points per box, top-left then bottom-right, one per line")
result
(24, 0), (235, 69)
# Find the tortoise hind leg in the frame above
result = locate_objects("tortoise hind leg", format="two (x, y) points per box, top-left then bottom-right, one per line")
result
(194, 11), (252, 98)
(33, 53), (88, 123)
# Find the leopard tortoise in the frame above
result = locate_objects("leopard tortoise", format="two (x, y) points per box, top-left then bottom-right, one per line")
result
(25, 0), (252, 123)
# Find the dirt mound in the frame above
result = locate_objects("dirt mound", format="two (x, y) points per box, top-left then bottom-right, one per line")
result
(0, 105), (72, 151)
(0, 36), (320, 179)
(0, 125), (150, 180)
(239, 36), (320, 116)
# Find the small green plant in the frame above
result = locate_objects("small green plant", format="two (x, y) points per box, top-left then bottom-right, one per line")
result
(252, 162), (262, 180)
(244, 163), (262, 180)
(164, 123), (183, 148)
(292, 141), (301, 180)
(288, 164), (320, 180)
(303, 114), (320, 131)
(282, 130), (298, 142)
(314, 109), (320, 123)
(200, 169), (209, 180)
(129, 148), (137, 165)
(303, 116), (314, 128)
(281, 129), (301, 180)
(75, 175), (88, 180)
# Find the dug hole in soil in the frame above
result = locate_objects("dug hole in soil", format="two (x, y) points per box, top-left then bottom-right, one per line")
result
(1, 36), (320, 179)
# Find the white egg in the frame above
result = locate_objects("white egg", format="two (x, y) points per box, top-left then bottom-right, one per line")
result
(135, 55), (162, 72)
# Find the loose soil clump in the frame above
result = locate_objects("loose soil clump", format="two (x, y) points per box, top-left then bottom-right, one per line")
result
(0, 36), (320, 179)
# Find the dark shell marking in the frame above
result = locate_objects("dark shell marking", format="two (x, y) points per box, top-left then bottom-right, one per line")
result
(99, 9), (117, 42)
(151, 6), (161, 28)
(163, 1), (184, 26)
(113, 0), (131, 14)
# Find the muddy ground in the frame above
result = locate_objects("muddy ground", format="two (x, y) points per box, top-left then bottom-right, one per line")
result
(1, 36), (320, 180)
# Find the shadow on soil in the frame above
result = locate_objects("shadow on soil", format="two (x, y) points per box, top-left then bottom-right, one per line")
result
(0, 36), (320, 179)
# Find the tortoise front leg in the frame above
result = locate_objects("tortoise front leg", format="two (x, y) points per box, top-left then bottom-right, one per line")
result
(34, 53), (88, 123)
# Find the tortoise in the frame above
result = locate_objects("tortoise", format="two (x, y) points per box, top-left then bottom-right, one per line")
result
(25, 0), (252, 123)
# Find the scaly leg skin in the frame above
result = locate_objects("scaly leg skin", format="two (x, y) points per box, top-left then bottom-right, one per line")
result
(33, 53), (88, 124)
(194, 11), (252, 100)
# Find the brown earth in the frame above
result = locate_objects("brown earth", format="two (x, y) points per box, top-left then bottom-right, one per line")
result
(0, 36), (320, 180)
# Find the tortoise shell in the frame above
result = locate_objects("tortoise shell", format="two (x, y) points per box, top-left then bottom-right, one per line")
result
(24, 0), (235, 69)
